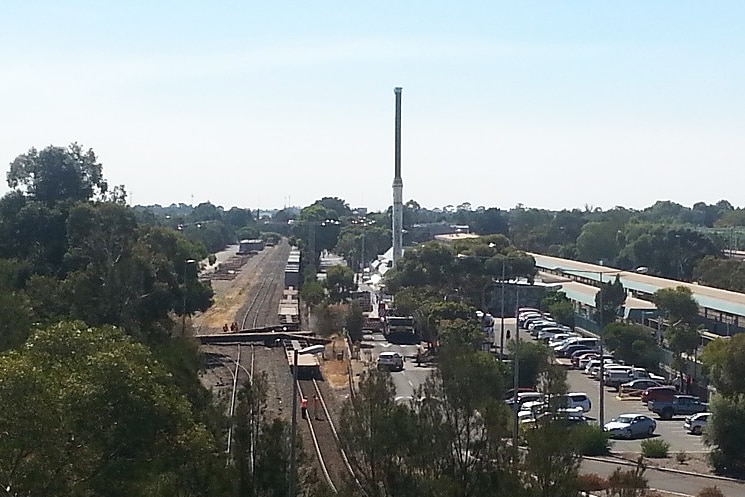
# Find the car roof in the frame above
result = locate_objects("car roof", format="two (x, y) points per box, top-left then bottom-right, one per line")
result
(379, 351), (401, 357)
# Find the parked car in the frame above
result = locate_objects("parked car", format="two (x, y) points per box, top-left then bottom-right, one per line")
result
(604, 414), (657, 439)
(585, 359), (617, 376)
(503, 387), (537, 401)
(648, 395), (708, 420)
(641, 386), (677, 404)
(560, 345), (596, 360)
(376, 351), (404, 372)
(506, 392), (544, 410)
(619, 379), (662, 395)
(554, 339), (599, 357)
(562, 392), (592, 412)
(548, 333), (578, 346)
(684, 412), (711, 435)
(572, 351), (597, 368)
(604, 369), (637, 389)
(627, 367), (666, 383)
(579, 354), (613, 370)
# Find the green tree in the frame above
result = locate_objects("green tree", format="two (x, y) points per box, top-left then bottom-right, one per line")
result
(701, 334), (745, 397)
(705, 394), (745, 473)
(324, 265), (355, 303)
(345, 301), (364, 342)
(652, 286), (699, 325)
(540, 291), (575, 328)
(508, 341), (550, 388)
(300, 280), (325, 307)
(0, 260), (34, 351)
(602, 323), (661, 370)
(596, 274), (625, 327)
(694, 256), (745, 293)
(413, 343), (518, 497)
(7, 143), (108, 204)
(0, 321), (225, 497)
(339, 369), (418, 497)
(523, 365), (581, 497)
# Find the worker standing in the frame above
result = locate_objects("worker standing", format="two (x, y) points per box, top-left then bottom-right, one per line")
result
(301, 397), (308, 419)
(313, 395), (321, 420)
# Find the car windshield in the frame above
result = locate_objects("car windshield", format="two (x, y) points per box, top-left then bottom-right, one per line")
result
(613, 416), (635, 424)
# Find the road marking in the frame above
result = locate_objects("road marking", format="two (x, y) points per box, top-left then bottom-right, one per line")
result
(408, 379), (414, 388)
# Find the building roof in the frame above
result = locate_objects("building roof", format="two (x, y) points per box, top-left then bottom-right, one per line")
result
(531, 253), (745, 318)
(433, 233), (480, 243)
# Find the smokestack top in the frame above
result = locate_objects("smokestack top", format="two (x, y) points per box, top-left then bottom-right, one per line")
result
(394, 87), (402, 94)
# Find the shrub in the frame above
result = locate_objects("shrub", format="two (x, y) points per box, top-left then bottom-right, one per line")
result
(641, 439), (670, 458)
(607, 457), (647, 497)
(576, 473), (608, 492)
(573, 424), (612, 456)
(675, 450), (688, 464)
(697, 486), (725, 497)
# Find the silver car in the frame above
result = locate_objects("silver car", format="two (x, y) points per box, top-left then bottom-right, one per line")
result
(684, 412), (710, 435)
(604, 414), (657, 439)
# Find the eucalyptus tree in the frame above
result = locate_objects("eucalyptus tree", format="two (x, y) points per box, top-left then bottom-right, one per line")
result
(0, 322), (228, 497)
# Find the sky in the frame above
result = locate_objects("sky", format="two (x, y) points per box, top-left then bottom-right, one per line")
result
(2, 2), (744, 213)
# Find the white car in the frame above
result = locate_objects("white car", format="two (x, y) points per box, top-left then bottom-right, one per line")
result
(547, 333), (580, 347)
(376, 352), (404, 372)
(684, 412), (711, 435)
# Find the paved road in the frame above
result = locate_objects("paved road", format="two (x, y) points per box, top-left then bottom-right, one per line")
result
(582, 458), (745, 496)
(360, 332), (433, 400)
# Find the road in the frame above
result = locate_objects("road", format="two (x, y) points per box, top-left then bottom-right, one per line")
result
(360, 332), (433, 400)
(582, 458), (745, 496)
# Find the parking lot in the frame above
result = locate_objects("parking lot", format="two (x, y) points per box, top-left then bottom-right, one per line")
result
(566, 368), (709, 453)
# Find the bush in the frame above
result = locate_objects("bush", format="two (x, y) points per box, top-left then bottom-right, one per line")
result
(675, 450), (688, 464)
(641, 439), (670, 458)
(607, 457), (647, 497)
(576, 473), (608, 492)
(573, 424), (612, 456)
(698, 486), (725, 497)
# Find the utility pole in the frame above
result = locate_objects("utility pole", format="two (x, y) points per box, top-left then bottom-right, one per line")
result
(512, 283), (520, 459)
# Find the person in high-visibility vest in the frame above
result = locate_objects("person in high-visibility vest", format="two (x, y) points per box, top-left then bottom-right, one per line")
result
(301, 397), (308, 419)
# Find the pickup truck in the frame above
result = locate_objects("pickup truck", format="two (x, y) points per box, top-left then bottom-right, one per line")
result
(648, 395), (708, 420)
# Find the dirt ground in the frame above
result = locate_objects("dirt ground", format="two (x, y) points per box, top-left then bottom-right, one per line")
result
(192, 248), (275, 334)
(616, 451), (714, 477)
(320, 335), (351, 390)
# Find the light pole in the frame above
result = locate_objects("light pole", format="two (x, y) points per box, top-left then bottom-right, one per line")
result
(500, 259), (506, 362)
(289, 344), (325, 497)
(181, 259), (197, 334)
(511, 283), (520, 458)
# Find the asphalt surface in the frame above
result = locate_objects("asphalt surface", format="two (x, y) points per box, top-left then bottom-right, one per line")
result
(566, 367), (708, 453)
(360, 332), (433, 400)
(360, 322), (744, 496)
(581, 458), (745, 496)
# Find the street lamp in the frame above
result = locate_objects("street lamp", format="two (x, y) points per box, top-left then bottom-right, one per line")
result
(289, 344), (325, 497)
(181, 259), (197, 334)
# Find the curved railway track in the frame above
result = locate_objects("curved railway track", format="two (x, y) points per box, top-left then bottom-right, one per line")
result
(225, 344), (255, 459)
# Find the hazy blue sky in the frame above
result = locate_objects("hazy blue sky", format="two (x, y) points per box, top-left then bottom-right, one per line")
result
(2, 2), (744, 212)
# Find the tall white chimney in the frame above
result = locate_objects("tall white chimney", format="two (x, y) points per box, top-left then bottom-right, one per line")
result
(392, 87), (404, 266)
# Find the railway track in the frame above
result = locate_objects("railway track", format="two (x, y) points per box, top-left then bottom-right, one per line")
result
(208, 240), (358, 491)
(224, 344), (255, 459)
(239, 243), (290, 330)
(297, 379), (358, 493)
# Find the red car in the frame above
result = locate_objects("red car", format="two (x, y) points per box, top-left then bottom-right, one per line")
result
(641, 386), (677, 404)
